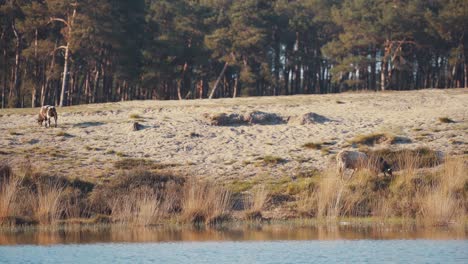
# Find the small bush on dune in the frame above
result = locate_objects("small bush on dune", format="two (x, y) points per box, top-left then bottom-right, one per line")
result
(349, 133), (396, 146)
(203, 113), (246, 126)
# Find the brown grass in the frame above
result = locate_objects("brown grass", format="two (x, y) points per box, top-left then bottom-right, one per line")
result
(114, 158), (179, 170)
(0, 151), (465, 227)
(109, 188), (161, 225)
(303, 153), (467, 225)
(417, 156), (466, 226)
(0, 177), (20, 220)
(34, 182), (65, 224)
(261, 155), (286, 165)
(438, 117), (455, 123)
(244, 185), (269, 220)
(181, 180), (232, 225)
(349, 132), (396, 146)
(303, 142), (322, 150)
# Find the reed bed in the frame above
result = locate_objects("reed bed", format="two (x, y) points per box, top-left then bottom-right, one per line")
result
(0, 152), (466, 227)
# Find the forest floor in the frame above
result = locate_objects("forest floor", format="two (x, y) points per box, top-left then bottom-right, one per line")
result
(0, 89), (467, 183)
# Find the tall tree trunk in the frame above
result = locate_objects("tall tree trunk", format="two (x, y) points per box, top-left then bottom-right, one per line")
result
(32, 28), (38, 108)
(2, 46), (6, 108)
(463, 50), (468, 88)
(177, 62), (188, 100)
(93, 67), (100, 103)
(209, 61), (229, 99)
(232, 76), (238, 98)
(56, 6), (76, 107)
(273, 31), (280, 96)
(11, 24), (21, 108)
(371, 48), (376, 91)
(42, 43), (57, 106)
(59, 44), (70, 107)
(381, 58), (387, 91)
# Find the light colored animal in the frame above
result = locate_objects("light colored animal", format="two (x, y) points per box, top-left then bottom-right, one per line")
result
(38, 105), (58, 128)
(336, 150), (392, 177)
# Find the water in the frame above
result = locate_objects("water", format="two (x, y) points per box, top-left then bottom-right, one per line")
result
(0, 225), (467, 263)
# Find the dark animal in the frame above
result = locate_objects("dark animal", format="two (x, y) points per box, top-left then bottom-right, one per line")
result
(38, 105), (58, 128)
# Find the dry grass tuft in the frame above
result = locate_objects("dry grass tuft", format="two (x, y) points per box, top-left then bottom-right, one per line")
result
(182, 180), (232, 225)
(243, 186), (269, 220)
(418, 189), (461, 226)
(114, 158), (179, 170)
(34, 182), (65, 224)
(349, 132), (396, 146)
(314, 170), (347, 218)
(303, 142), (322, 150)
(0, 177), (20, 220)
(261, 155), (286, 165)
(438, 117), (455, 123)
(109, 188), (161, 225)
(129, 113), (142, 119)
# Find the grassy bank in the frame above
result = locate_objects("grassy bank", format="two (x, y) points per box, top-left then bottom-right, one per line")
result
(0, 151), (467, 228)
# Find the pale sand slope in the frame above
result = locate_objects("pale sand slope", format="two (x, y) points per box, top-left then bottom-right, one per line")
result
(0, 89), (466, 181)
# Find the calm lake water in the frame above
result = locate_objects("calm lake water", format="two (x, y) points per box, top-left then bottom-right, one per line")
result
(0, 225), (467, 263)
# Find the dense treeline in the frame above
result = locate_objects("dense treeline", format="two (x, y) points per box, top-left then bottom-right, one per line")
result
(0, 0), (466, 108)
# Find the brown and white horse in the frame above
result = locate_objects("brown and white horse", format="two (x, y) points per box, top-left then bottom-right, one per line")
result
(38, 105), (58, 128)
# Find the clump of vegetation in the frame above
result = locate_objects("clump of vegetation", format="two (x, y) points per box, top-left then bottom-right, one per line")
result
(366, 147), (442, 170)
(0, 165), (96, 226)
(320, 147), (331, 156)
(114, 158), (179, 170)
(56, 131), (73, 137)
(349, 132), (396, 146)
(228, 180), (257, 194)
(203, 113), (246, 126)
(105, 149), (116, 155)
(182, 180), (232, 226)
(438, 117), (455, 123)
(8, 130), (21, 136)
(189, 132), (202, 138)
(303, 142), (322, 150)
(244, 186), (269, 220)
(0, 150), (466, 228)
(129, 113), (142, 119)
(261, 155), (286, 165)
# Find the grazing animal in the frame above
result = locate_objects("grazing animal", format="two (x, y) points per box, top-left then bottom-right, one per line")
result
(336, 150), (392, 177)
(38, 105), (58, 128)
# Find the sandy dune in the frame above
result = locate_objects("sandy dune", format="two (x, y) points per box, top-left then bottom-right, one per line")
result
(0, 89), (466, 181)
